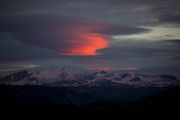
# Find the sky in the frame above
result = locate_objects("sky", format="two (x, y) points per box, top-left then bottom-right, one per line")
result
(0, 0), (180, 77)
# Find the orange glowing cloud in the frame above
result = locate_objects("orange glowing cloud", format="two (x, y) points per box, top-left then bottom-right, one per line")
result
(86, 67), (140, 71)
(55, 24), (111, 56)
(62, 33), (109, 56)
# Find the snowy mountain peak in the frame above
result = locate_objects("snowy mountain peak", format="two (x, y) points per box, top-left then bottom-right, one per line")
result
(93, 70), (109, 77)
(121, 72), (135, 79)
(0, 68), (179, 87)
(30, 67), (77, 84)
(99, 70), (108, 74)
(0, 70), (30, 82)
(61, 67), (75, 73)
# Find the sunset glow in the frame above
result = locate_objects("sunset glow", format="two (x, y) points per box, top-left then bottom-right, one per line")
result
(62, 33), (109, 56)
(86, 67), (140, 71)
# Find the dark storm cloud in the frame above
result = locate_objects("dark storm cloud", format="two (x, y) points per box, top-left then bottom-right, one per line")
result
(0, 0), (179, 57)
(0, 0), (179, 26)
(0, 14), (149, 56)
(163, 39), (180, 44)
(76, 40), (180, 60)
(152, 5), (180, 24)
(0, 0), (179, 76)
(0, 14), (149, 35)
(0, 0), (178, 7)
(0, 37), (59, 62)
(99, 46), (180, 59)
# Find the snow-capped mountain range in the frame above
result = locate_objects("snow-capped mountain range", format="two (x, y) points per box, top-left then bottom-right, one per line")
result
(0, 67), (179, 87)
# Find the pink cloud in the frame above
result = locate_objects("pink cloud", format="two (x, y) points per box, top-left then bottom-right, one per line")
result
(85, 67), (140, 71)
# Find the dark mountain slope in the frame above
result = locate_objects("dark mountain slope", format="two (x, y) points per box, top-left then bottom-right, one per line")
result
(0, 85), (99, 105)
(133, 85), (180, 113)
(81, 86), (180, 115)
(0, 85), (180, 118)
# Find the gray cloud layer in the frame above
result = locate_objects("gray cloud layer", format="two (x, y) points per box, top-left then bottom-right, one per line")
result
(0, 14), (149, 57)
(0, 0), (180, 76)
(0, 0), (180, 26)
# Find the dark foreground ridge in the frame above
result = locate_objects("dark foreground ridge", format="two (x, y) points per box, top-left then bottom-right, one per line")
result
(0, 85), (180, 117)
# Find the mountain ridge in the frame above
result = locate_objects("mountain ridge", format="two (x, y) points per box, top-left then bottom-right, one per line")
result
(0, 67), (179, 87)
